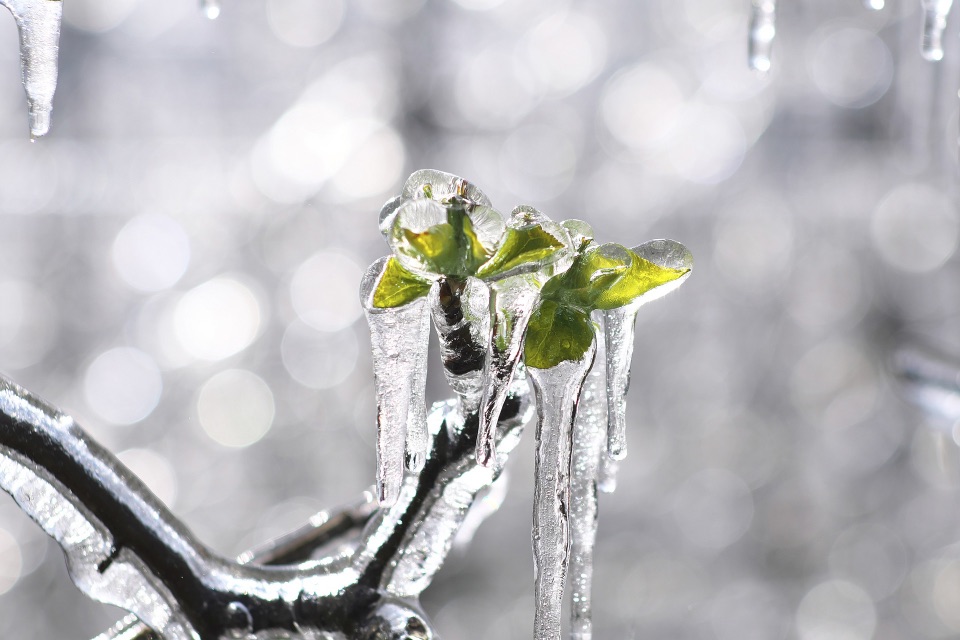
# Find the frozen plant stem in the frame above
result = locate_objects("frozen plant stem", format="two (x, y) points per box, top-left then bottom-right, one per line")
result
(529, 342), (597, 640)
(748, 0), (776, 73)
(0, 0), (62, 137)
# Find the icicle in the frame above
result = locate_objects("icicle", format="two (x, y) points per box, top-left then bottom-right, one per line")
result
(201, 0), (221, 19)
(429, 277), (491, 415)
(1, 0), (63, 137)
(920, 0), (954, 61)
(748, 0), (777, 74)
(568, 311), (608, 640)
(361, 258), (431, 506)
(604, 240), (693, 462)
(863, 0), (884, 9)
(476, 274), (542, 467)
(597, 453), (619, 494)
(528, 340), (597, 640)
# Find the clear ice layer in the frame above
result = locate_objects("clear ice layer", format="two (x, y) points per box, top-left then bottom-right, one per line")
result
(1, 0), (63, 137)
(569, 312), (608, 640)
(361, 258), (432, 506)
(920, 0), (954, 61)
(430, 276), (491, 415)
(748, 0), (776, 73)
(528, 341), (597, 640)
(477, 274), (542, 467)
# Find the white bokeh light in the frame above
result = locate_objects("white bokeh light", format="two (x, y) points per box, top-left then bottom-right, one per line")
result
(0, 527), (22, 596)
(112, 214), (191, 292)
(290, 251), (363, 332)
(83, 347), (163, 426)
(117, 447), (179, 507)
(173, 276), (262, 361)
(871, 183), (959, 273)
(197, 369), (276, 448)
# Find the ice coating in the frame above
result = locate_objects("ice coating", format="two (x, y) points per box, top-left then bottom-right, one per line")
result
(528, 340), (597, 640)
(921, 0), (954, 61)
(430, 276), (491, 414)
(604, 240), (693, 461)
(477, 273), (543, 467)
(748, 0), (776, 73)
(401, 169), (492, 208)
(597, 453), (619, 494)
(569, 312), (608, 640)
(1, 0), (62, 137)
(361, 258), (432, 506)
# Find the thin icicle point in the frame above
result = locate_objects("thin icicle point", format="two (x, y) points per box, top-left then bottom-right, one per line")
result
(748, 0), (777, 74)
(361, 257), (432, 506)
(597, 453), (619, 494)
(920, 0), (954, 61)
(604, 240), (693, 461)
(201, 0), (221, 19)
(569, 311), (608, 640)
(1, 0), (63, 137)
(528, 339), (597, 640)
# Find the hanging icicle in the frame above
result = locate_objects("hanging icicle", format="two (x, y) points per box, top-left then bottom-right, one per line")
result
(748, 0), (777, 73)
(920, 0), (954, 61)
(0, 0), (63, 137)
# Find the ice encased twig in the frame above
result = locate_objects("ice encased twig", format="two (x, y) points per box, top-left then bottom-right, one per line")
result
(528, 340), (597, 640)
(430, 276), (491, 415)
(604, 240), (693, 462)
(1, 0), (62, 137)
(361, 258), (431, 506)
(569, 311), (608, 640)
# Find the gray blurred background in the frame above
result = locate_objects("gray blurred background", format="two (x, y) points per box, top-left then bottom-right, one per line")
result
(2, 0), (960, 638)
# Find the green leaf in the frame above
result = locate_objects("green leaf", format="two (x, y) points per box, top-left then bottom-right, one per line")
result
(539, 243), (690, 312)
(372, 257), (432, 308)
(392, 202), (499, 278)
(592, 248), (690, 310)
(523, 300), (596, 369)
(476, 223), (566, 279)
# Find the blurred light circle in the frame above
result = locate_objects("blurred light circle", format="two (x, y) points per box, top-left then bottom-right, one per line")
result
(933, 559), (960, 631)
(809, 27), (893, 108)
(83, 347), (163, 426)
(667, 103), (745, 183)
(266, 0), (344, 48)
(330, 125), (406, 201)
(601, 63), (686, 152)
(290, 250), (363, 332)
(871, 183), (959, 273)
(0, 527), (22, 595)
(710, 581), (789, 640)
(174, 277), (262, 361)
(523, 11), (607, 95)
(281, 322), (358, 389)
(63, 0), (140, 33)
(117, 447), (178, 507)
(672, 468), (753, 549)
(357, 0), (426, 21)
(796, 580), (876, 640)
(0, 280), (57, 370)
(454, 48), (537, 129)
(112, 214), (190, 292)
(500, 123), (577, 200)
(790, 341), (877, 430)
(197, 369), (275, 448)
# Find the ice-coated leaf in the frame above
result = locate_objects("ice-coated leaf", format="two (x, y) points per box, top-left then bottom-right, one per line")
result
(476, 206), (569, 280)
(371, 257), (432, 309)
(561, 219), (595, 253)
(389, 199), (503, 279)
(524, 300), (595, 370)
(361, 258), (432, 506)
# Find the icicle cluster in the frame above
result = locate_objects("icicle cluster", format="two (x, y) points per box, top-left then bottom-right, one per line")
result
(748, 0), (950, 71)
(362, 170), (692, 639)
(0, 0), (62, 138)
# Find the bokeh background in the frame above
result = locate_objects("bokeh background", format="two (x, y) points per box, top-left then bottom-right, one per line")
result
(2, 0), (960, 638)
